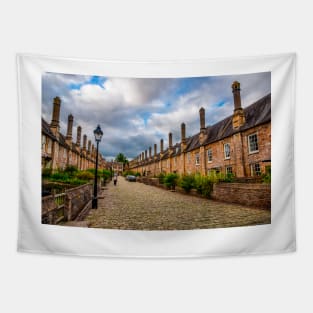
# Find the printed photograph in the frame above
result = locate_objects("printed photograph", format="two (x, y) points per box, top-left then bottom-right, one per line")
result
(41, 72), (271, 230)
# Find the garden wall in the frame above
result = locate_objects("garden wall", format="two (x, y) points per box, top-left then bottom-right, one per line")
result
(211, 183), (271, 210)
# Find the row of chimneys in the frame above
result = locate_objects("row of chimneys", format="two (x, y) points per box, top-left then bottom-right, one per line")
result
(50, 96), (97, 156)
(136, 81), (244, 162)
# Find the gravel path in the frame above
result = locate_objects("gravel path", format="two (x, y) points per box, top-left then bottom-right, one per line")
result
(85, 178), (271, 230)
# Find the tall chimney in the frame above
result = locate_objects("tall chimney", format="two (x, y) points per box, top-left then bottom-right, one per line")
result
(160, 139), (164, 153)
(92, 144), (95, 157)
(142, 152), (144, 161)
(154, 143), (157, 156)
(181, 123), (186, 152)
(88, 140), (91, 154)
(232, 81), (242, 110)
(181, 123), (186, 143)
(76, 126), (81, 146)
(51, 97), (61, 128)
(168, 132), (173, 148)
(232, 81), (245, 129)
(66, 114), (74, 140)
(145, 150), (147, 160)
(199, 107), (205, 131)
(83, 135), (87, 151)
(149, 146), (152, 158)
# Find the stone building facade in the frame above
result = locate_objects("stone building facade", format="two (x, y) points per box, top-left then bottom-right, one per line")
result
(42, 96), (106, 171)
(129, 81), (271, 178)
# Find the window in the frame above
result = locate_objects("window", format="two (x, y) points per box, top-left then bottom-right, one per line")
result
(207, 148), (212, 162)
(187, 152), (191, 163)
(248, 133), (259, 153)
(195, 153), (200, 165)
(226, 166), (232, 174)
(224, 143), (230, 159)
(251, 163), (261, 176)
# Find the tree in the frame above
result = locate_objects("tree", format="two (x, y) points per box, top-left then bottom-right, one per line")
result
(115, 153), (129, 165)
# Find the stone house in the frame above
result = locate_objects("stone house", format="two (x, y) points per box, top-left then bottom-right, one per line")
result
(129, 81), (271, 178)
(42, 97), (106, 171)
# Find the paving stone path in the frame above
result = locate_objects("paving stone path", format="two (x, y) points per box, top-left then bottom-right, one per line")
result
(85, 177), (271, 230)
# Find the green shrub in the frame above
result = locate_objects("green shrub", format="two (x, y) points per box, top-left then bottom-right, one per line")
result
(135, 172), (141, 177)
(42, 168), (52, 178)
(123, 170), (136, 177)
(102, 169), (112, 181)
(158, 173), (165, 184)
(75, 171), (94, 180)
(262, 166), (271, 184)
(193, 174), (214, 198)
(64, 165), (78, 177)
(164, 173), (179, 189)
(178, 174), (195, 192)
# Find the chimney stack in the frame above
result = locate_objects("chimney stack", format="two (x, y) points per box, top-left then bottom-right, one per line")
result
(51, 97), (61, 128)
(83, 135), (87, 151)
(88, 140), (91, 154)
(76, 126), (81, 146)
(232, 81), (245, 129)
(181, 123), (186, 143)
(142, 152), (144, 161)
(232, 81), (242, 110)
(145, 150), (147, 160)
(199, 107), (205, 131)
(160, 139), (164, 154)
(149, 146), (152, 158)
(66, 114), (74, 140)
(168, 132), (173, 148)
(154, 143), (157, 157)
(181, 123), (186, 152)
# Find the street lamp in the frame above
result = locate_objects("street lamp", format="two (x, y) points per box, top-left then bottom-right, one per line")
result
(92, 124), (103, 209)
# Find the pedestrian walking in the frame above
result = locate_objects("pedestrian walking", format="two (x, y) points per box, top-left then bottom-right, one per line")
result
(113, 174), (118, 186)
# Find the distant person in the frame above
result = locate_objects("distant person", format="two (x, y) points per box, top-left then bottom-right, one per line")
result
(113, 174), (118, 186)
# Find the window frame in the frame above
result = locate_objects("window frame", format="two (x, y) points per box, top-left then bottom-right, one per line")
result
(224, 143), (231, 160)
(207, 148), (213, 163)
(250, 163), (261, 176)
(195, 153), (200, 165)
(248, 133), (259, 154)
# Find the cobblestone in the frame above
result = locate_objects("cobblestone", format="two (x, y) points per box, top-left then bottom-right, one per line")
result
(85, 178), (271, 230)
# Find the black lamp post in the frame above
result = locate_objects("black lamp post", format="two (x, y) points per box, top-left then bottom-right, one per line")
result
(92, 124), (103, 209)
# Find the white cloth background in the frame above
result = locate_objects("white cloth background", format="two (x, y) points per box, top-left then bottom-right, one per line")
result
(17, 53), (296, 257)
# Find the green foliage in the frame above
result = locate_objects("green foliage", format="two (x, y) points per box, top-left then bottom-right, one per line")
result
(101, 169), (112, 181)
(193, 174), (214, 198)
(75, 171), (94, 180)
(123, 170), (136, 177)
(42, 168), (52, 178)
(135, 172), (141, 177)
(178, 174), (195, 192)
(164, 173), (179, 189)
(262, 166), (271, 184)
(115, 153), (129, 165)
(64, 165), (78, 177)
(157, 173), (165, 184)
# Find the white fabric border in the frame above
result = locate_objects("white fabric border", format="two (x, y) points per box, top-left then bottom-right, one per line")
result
(17, 53), (296, 258)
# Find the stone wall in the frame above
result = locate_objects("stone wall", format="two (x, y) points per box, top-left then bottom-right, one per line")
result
(42, 183), (93, 224)
(64, 183), (93, 221)
(211, 183), (271, 209)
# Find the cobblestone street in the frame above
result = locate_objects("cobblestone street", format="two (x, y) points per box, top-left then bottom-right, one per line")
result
(85, 177), (271, 230)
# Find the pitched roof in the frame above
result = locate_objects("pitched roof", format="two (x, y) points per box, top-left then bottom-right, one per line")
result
(42, 118), (56, 140)
(185, 93), (271, 152)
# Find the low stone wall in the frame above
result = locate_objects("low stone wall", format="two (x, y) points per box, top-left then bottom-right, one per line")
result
(42, 183), (93, 224)
(211, 183), (271, 209)
(138, 177), (270, 209)
(64, 184), (93, 221)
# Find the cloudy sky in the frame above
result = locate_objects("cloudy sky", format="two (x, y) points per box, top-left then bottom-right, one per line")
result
(42, 71), (270, 160)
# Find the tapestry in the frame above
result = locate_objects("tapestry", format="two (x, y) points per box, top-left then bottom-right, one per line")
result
(17, 53), (296, 257)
